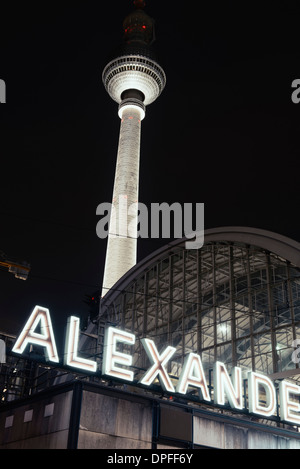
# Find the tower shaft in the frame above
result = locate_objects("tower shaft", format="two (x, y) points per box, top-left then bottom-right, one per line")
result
(101, 101), (145, 297)
(101, 1), (166, 298)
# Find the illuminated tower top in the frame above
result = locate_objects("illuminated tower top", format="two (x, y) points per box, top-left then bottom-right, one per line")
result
(102, 0), (166, 107)
(123, 0), (155, 45)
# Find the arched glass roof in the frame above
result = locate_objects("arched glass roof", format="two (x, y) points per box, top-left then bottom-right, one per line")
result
(98, 227), (300, 381)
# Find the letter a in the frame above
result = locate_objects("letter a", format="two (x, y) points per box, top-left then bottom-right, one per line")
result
(176, 353), (210, 401)
(12, 306), (59, 363)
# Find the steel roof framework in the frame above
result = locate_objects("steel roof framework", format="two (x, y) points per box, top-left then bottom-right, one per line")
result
(99, 233), (300, 388)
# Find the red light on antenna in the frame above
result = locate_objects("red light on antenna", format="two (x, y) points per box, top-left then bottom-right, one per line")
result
(134, 0), (146, 9)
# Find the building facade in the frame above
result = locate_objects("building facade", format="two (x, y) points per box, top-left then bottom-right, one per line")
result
(1, 379), (300, 449)
(1, 227), (300, 449)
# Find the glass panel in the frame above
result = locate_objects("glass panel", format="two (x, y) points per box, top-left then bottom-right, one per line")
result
(253, 333), (273, 374)
(236, 337), (253, 369)
(276, 328), (295, 372)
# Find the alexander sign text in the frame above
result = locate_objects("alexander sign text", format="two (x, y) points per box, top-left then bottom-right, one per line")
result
(11, 306), (300, 426)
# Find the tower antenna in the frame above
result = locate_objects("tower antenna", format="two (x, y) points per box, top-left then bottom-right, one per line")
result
(134, 0), (146, 8)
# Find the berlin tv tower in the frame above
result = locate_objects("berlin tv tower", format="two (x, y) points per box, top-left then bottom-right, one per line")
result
(101, 0), (166, 297)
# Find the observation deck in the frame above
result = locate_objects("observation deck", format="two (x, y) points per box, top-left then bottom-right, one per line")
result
(102, 54), (166, 106)
(102, 1), (166, 106)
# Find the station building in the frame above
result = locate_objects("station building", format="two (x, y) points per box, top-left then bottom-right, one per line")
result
(1, 226), (300, 449)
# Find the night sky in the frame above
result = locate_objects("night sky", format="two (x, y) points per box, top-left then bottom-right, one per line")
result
(0, 1), (300, 344)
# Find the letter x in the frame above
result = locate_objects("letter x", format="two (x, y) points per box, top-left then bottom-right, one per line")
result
(139, 338), (176, 392)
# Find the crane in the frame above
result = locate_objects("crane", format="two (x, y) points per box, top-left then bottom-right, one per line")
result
(0, 251), (30, 281)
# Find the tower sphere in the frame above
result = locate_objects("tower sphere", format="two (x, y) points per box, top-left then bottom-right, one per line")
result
(102, 1), (166, 106)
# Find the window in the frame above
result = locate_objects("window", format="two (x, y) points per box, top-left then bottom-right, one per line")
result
(5, 415), (14, 428)
(44, 403), (55, 418)
(24, 409), (33, 423)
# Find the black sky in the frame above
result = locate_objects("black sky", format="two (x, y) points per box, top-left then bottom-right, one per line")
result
(0, 0), (300, 344)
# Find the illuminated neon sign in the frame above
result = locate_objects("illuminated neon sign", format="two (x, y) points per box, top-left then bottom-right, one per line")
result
(11, 306), (300, 426)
